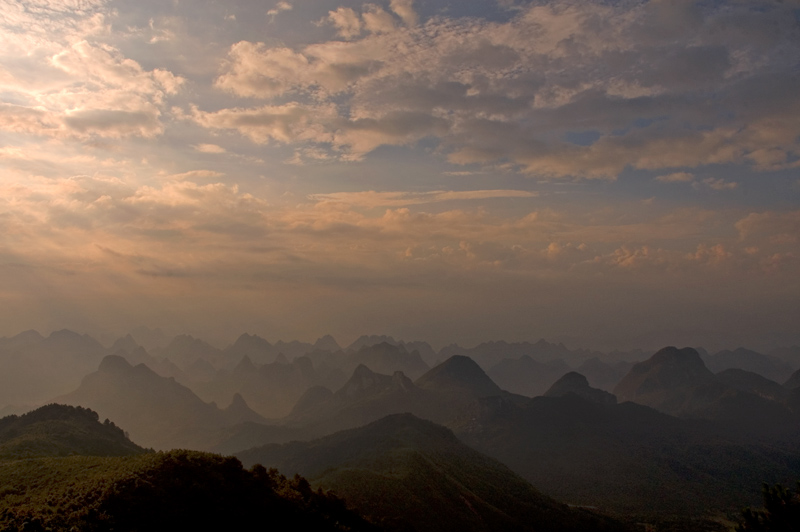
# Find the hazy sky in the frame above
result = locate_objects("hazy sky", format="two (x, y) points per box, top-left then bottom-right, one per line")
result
(1, 0), (799, 350)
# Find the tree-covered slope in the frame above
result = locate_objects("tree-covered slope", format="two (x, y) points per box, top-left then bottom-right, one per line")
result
(0, 450), (377, 532)
(238, 413), (630, 532)
(0, 404), (146, 460)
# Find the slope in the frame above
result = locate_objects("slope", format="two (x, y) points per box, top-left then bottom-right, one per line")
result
(237, 413), (629, 532)
(0, 404), (146, 460)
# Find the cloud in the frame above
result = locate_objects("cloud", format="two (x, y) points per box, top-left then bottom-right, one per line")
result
(193, 144), (226, 154)
(308, 189), (537, 208)
(165, 170), (225, 181)
(656, 171), (694, 183)
(701, 177), (737, 191)
(199, 1), (800, 176)
(267, 1), (292, 18)
(327, 7), (363, 39)
(190, 102), (336, 144)
(390, 0), (418, 27)
(736, 211), (800, 244)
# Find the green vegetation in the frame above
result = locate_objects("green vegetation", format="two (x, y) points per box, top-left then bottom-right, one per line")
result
(0, 450), (377, 531)
(0, 404), (146, 460)
(239, 413), (631, 532)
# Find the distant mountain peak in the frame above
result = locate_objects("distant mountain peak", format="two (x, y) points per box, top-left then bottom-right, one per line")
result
(234, 355), (256, 374)
(544, 372), (617, 405)
(313, 334), (340, 352)
(98, 355), (133, 373)
(339, 365), (393, 398)
(415, 355), (502, 397)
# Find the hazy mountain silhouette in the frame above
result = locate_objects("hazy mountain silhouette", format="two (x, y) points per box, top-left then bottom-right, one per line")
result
(715, 369), (789, 402)
(0, 329), (107, 407)
(487, 355), (572, 397)
(346, 335), (438, 365)
(439, 339), (605, 370)
(280, 356), (520, 441)
(575, 357), (633, 391)
(285, 364), (428, 436)
(452, 393), (800, 516)
(544, 372), (617, 405)
(784, 367), (800, 390)
(156, 334), (222, 371)
(194, 355), (339, 419)
(703, 348), (794, 383)
(0, 404), (146, 459)
(237, 413), (630, 532)
(613, 346), (797, 434)
(54, 355), (266, 449)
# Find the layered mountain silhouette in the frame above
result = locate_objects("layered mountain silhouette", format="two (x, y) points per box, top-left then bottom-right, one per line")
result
(54, 355), (266, 449)
(703, 348), (794, 383)
(487, 355), (572, 397)
(452, 393), (800, 515)
(277, 355), (525, 441)
(544, 372), (617, 405)
(612, 346), (796, 434)
(237, 413), (629, 532)
(0, 329), (106, 406)
(192, 342), (430, 418)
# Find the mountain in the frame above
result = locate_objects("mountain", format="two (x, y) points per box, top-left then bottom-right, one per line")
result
(313, 334), (341, 352)
(487, 355), (572, 397)
(346, 335), (439, 365)
(415, 355), (502, 398)
(785, 368), (800, 390)
(704, 348), (794, 383)
(128, 325), (171, 350)
(543, 372), (617, 405)
(0, 329), (107, 407)
(194, 355), (340, 419)
(237, 413), (629, 532)
(156, 334), (222, 371)
(715, 369), (789, 403)
(346, 342), (430, 380)
(613, 346), (797, 434)
(452, 393), (800, 517)
(576, 357), (633, 392)
(439, 339), (603, 370)
(286, 365), (429, 436)
(0, 404), (146, 459)
(54, 355), (266, 450)
(613, 346), (718, 415)
(0, 450), (376, 532)
(222, 333), (276, 365)
(281, 356), (518, 441)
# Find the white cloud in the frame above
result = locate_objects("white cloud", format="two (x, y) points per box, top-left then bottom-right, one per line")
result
(327, 7), (363, 39)
(193, 144), (226, 154)
(390, 0), (418, 27)
(267, 1), (292, 18)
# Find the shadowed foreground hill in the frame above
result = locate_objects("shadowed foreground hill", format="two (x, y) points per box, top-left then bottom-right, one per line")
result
(237, 413), (630, 532)
(0, 450), (377, 532)
(0, 404), (146, 460)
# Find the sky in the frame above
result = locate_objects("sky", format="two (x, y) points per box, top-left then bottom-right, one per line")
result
(0, 0), (799, 351)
